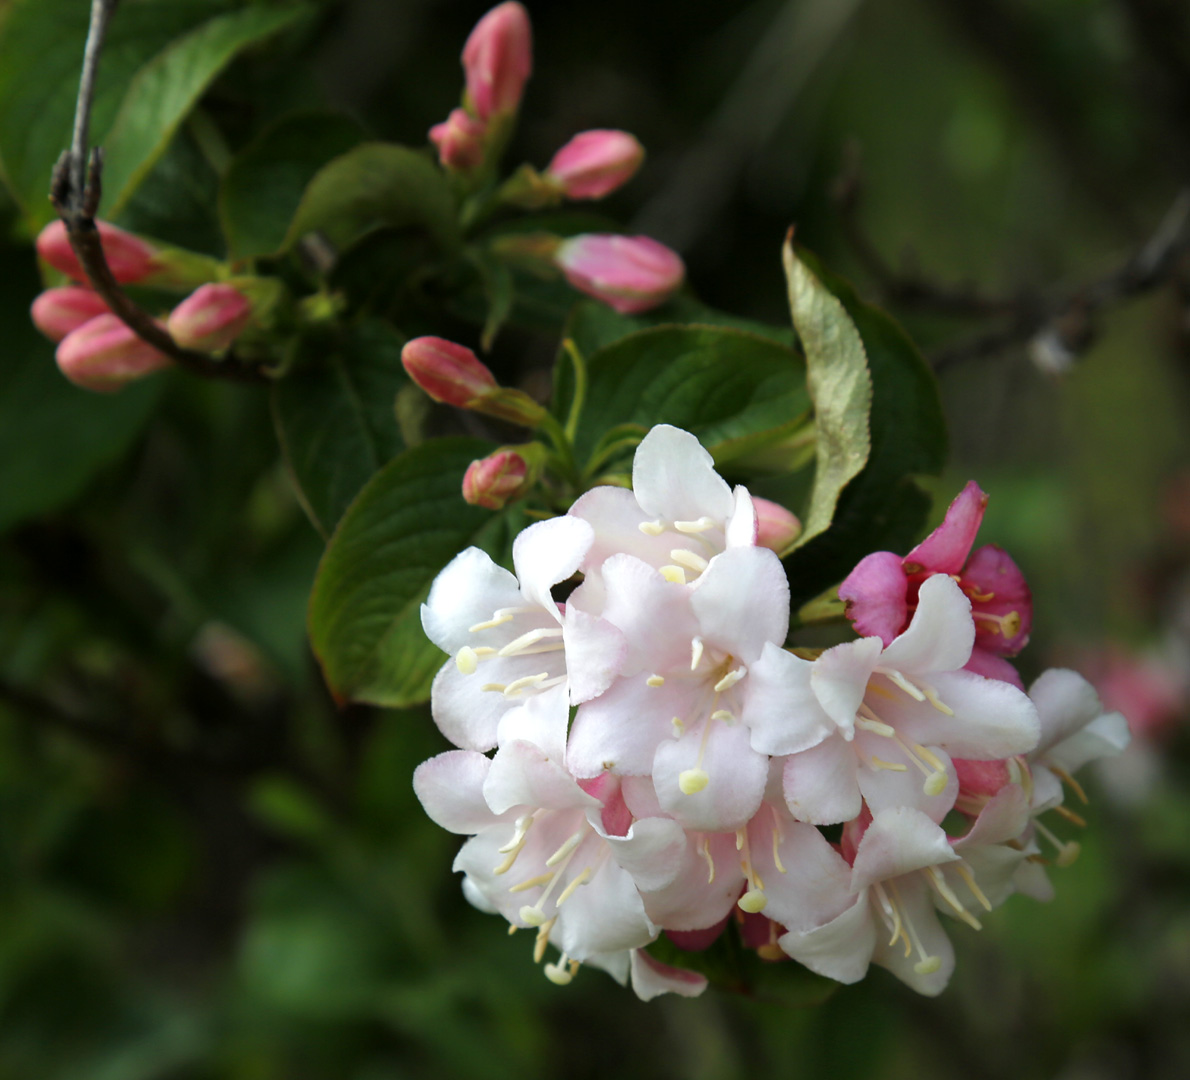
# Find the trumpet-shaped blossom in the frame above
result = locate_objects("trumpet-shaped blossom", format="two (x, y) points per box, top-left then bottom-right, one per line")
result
(839, 481), (1032, 687)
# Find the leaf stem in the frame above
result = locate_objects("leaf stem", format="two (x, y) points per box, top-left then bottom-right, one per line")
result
(561, 338), (588, 444)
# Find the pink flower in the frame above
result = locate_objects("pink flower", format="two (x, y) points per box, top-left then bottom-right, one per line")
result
(554, 234), (685, 314)
(55, 314), (170, 392)
(545, 130), (644, 200)
(839, 481), (1032, 687)
(462, 2), (532, 121)
(36, 220), (159, 286)
(30, 286), (110, 342)
(168, 283), (252, 352)
(430, 107), (488, 171)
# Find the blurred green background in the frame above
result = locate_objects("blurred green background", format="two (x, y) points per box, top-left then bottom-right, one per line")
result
(1, 0), (1189, 1076)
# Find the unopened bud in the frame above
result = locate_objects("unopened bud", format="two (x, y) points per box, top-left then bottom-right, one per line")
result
(168, 283), (252, 352)
(402, 336), (545, 426)
(430, 108), (488, 171)
(37, 220), (160, 285)
(753, 497), (802, 553)
(56, 314), (170, 392)
(30, 286), (110, 342)
(462, 2), (532, 121)
(462, 447), (538, 509)
(545, 130), (644, 200)
(554, 234), (684, 314)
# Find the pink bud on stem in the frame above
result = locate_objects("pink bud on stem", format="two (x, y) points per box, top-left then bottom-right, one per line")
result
(36, 220), (159, 285)
(168, 283), (253, 352)
(462, 2), (533, 121)
(545, 130), (644, 200)
(401, 336), (546, 426)
(752, 497), (802, 553)
(554, 234), (685, 314)
(462, 447), (538, 509)
(430, 108), (488, 171)
(30, 286), (110, 342)
(55, 314), (171, 392)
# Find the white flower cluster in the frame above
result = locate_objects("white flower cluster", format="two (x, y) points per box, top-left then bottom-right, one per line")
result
(414, 425), (1129, 998)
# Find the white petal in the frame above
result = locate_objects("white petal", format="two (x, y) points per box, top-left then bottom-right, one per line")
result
(568, 486), (677, 573)
(630, 950), (709, 1001)
(421, 547), (522, 653)
(955, 784), (1030, 849)
(600, 554), (699, 674)
(850, 807), (958, 892)
(494, 683), (571, 763)
(632, 424), (734, 525)
(567, 675), (690, 778)
(744, 642), (835, 756)
(854, 733), (957, 823)
(752, 815), (854, 932)
(555, 857), (657, 961)
(1045, 710), (1130, 775)
(583, 947), (631, 986)
(483, 739), (598, 814)
(880, 574), (974, 675)
(600, 816), (688, 892)
(429, 661), (507, 751)
(641, 831), (745, 931)
(413, 751), (504, 834)
(1030, 764), (1064, 813)
(512, 515), (593, 615)
(725, 485), (758, 547)
(943, 844), (1025, 910)
(781, 737), (862, 825)
(1029, 668), (1105, 753)
(778, 893), (876, 984)
(563, 606), (627, 704)
(870, 874), (954, 996)
(691, 546), (789, 663)
(811, 637), (884, 737)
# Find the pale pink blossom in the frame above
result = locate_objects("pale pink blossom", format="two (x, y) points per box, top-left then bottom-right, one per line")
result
(545, 130), (644, 200)
(554, 234), (685, 314)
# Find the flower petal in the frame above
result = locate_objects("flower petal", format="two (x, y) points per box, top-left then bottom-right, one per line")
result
(780, 736), (862, 825)
(811, 637), (884, 737)
(554, 857), (657, 960)
(568, 674), (693, 777)
(483, 738), (598, 814)
(870, 874), (955, 995)
(600, 554), (700, 674)
(744, 642), (835, 756)
(904, 480), (987, 575)
(1029, 668), (1105, 754)
(413, 750), (505, 833)
(778, 893), (876, 984)
(879, 574), (974, 675)
(512, 515), (593, 614)
(850, 806), (958, 892)
(753, 817), (854, 932)
(963, 544), (1032, 655)
(563, 605), (627, 704)
(854, 732), (957, 823)
(568, 485), (677, 574)
(421, 547), (522, 653)
(725, 485), (758, 547)
(1044, 711), (1130, 775)
(654, 717), (768, 831)
(599, 816), (688, 892)
(839, 550), (910, 645)
(691, 546), (789, 663)
(630, 950), (708, 1000)
(632, 424), (735, 525)
(641, 832), (745, 931)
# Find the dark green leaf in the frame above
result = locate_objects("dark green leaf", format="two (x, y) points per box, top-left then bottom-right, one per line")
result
(220, 110), (368, 260)
(283, 143), (460, 256)
(308, 438), (498, 707)
(273, 319), (409, 539)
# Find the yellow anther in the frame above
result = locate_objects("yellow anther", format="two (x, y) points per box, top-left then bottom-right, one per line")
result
(671, 716), (686, 736)
(772, 827), (786, 874)
(1053, 766), (1089, 805)
(455, 646), (479, 675)
(507, 924), (518, 935)
(469, 612), (514, 633)
(879, 667), (926, 701)
(679, 768), (710, 795)
(498, 627), (564, 657)
(738, 889), (768, 914)
(546, 830), (585, 867)
(856, 716), (895, 737)
(670, 549), (709, 573)
(481, 682), (508, 694)
(699, 838), (716, 884)
(532, 918), (556, 962)
(955, 864), (993, 912)
(660, 564), (687, 584)
(923, 771), (949, 797)
(921, 684), (955, 716)
(509, 872), (555, 893)
(690, 637), (704, 671)
(925, 867), (981, 930)
(638, 520), (666, 536)
(520, 905), (548, 927)
(870, 757), (909, 772)
(646, 674), (665, 687)
(502, 672), (549, 697)
(735, 829), (746, 852)
(555, 867), (592, 908)
(714, 666), (747, 693)
(967, 585), (995, 603)
(1054, 804), (1087, 827)
(711, 709), (734, 722)
(757, 943), (785, 961)
(913, 956), (942, 975)
(674, 516), (715, 533)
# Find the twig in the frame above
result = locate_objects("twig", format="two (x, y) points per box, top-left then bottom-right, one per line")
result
(49, 0), (265, 384)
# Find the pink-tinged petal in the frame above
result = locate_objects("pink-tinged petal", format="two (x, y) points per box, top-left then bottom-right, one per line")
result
(751, 496), (800, 553)
(630, 950), (709, 1001)
(850, 807), (958, 892)
(811, 637), (884, 737)
(891, 669), (1041, 760)
(1028, 668), (1106, 754)
(904, 481), (988, 576)
(483, 738), (597, 814)
(778, 893), (876, 985)
(1013, 856), (1055, 902)
(421, 547), (523, 653)
(1044, 711), (1130, 776)
(964, 647), (1024, 689)
(599, 554), (700, 673)
(413, 751), (505, 833)
(631, 424), (734, 526)
(494, 683), (570, 762)
(691, 546), (789, 663)
(879, 574), (974, 675)
(953, 757), (1012, 798)
(513, 515), (593, 615)
(955, 784), (1030, 848)
(568, 674), (693, 778)
(568, 486), (676, 576)
(429, 661), (507, 751)
(620, 774), (665, 819)
(963, 544), (1032, 655)
(1030, 765), (1064, 813)
(462, 875), (500, 914)
(555, 858), (657, 960)
(744, 642), (834, 757)
(781, 736), (862, 825)
(945, 843), (1026, 910)
(598, 816), (687, 892)
(654, 718), (768, 832)
(642, 833), (744, 931)
(725, 486), (758, 548)
(753, 816), (854, 932)
(563, 606), (627, 704)
(583, 948), (632, 986)
(838, 551), (910, 645)
(854, 731), (957, 823)
(870, 874), (955, 995)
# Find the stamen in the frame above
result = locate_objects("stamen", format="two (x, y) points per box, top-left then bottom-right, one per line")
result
(870, 757), (909, 772)
(877, 667), (926, 702)
(711, 709), (734, 722)
(699, 837), (716, 884)
(679, 769), (709, 794)
(555, 866), (592, 907)
(889, 879), (942, 975)
(925, 866), (981, 930)
(772, 825), (787, 874)
(455, 646), (479, 674)
(1052, 766), (1089, 805)
(955, 864), (993, 912)
(757, 919), (784, 961)
(1034, 819), (1081, 867)
(1053, 804), (1087, 827)
(646, 674), (665, 687)
(481, 682), (507, 694)
(520, 905), (548, 927)
(509, 872), (555, 893)
(856, 716), (895, 737)
(544, 953), (574, 985)
(736, 829), (767, 912)
(508, 924), (517, 935)
(972, 610), (1022, 638)
(469, 610), (517, 633)
(966, 585), (995, 602)
(670, 549), (709, 573)
(873, 883), (906, 952)
(738, 889), (767, 913)
(671, 716), (685, 736)
(498, 627), (564, 657)
(495, 815), (534, 873)
(674, 516), (715, 533)
(546, 830), (585, 866)
(502, 672), (550, 697)
(660, 565), (687, 584)
(639, 520), (666, 536)
(735, 828), (746, 852)
(714, 666), (747, 693)
(533, 918), (556, 962)
(690, 637), (704, 671)
(919, 682), (954, 717)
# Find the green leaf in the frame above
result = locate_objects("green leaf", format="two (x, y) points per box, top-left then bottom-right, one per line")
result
(0, 250), (161, 535)
(561, 325), (811, 471)
(282, 142), (460, 256)
(783, 251), (948, 606)
(783, 240), (873, 550)
(308, 439), (499, 707)
(219, 110), (368, 260)
(273, 319), (409, 539)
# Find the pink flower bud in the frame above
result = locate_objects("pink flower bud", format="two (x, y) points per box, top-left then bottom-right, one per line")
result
(55, 314), (170, 393)
(462, 2), (532, 121)
(752, 496), (802, 553)
(402, 336), (499, 407)
(30, 286), (110, 342)
(430, 108), (488, 171)
(554, 234), (685, 314)
(462, 449), (531, 509)
(36, 220), (158, 285)
(545, 130), (644, 200)
(167, 283), (253, 352)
